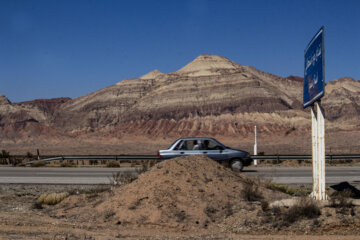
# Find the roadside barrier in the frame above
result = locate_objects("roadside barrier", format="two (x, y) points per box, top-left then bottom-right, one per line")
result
(22, 154), (360, 165)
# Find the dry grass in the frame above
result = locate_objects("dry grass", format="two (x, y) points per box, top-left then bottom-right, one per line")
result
(330, 189), (354, 214)
(38, 192), (69, 205)
(109, 171), (137, 186)
(282, 197), (321, 223)
(262, 197), (321, 229)
(60, 161), (76, 167)
(106, 160), (120, 168)
(30, 161), (47, 167)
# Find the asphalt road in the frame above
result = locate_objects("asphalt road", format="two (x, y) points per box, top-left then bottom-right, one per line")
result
(0, 166), (359, 187)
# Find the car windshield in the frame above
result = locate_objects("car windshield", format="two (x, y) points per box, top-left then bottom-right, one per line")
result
(168, 139), (179, 149)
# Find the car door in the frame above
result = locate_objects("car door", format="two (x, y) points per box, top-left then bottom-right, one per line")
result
(169, 140), (186, 158)
(178, 140), (203, 157)
(202, 139), (227, 161)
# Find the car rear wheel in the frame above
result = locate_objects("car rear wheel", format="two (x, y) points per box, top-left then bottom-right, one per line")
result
(231, 159), (244, 172)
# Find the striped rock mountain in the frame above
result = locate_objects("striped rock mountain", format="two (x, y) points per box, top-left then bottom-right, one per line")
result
(0, 54), (359, 154)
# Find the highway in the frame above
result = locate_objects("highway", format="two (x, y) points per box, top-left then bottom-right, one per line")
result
(0, 166), (359, 187)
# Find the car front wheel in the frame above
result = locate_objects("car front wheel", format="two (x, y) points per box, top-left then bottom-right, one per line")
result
(231, 159), (244, 172)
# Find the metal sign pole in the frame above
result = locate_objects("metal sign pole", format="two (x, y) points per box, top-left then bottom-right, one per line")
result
(316, 101), (326, 200)
(311, 105), (318, 199)
(254, 125), (257, 166)
(311, 101), (327, 200)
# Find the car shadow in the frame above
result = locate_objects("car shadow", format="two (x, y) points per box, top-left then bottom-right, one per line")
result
(241, 170), (257, 173)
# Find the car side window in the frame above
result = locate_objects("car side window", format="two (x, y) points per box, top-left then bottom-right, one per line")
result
(202, 139), (222, 150)
(180, 140), (201, 150)
(184, 140), (194, 150)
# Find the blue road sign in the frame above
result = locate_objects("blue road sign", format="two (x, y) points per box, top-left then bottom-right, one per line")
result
(303, 27), (325, 108)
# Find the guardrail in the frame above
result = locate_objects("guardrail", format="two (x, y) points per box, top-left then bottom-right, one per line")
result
(23, 154), (360, 165)
(24, 155), (159, 165)
(252, 155), (360, 160)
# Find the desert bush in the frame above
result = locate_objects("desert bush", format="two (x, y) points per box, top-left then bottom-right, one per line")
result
(241, 181), (263, 202)
(109, 171), (137, 186)
(60, 160), (76, 167)
(175, 210), (186, 222)
(135, 160), (155, 175)
(267, 184), (309, 196)
(0, 150), (10, 164)
(30, 161), (47, 167)
(32, 201), (43, 209)
(26, 152), (34, 159)
(330, 189), (354, 214)
(106, 160), (120, 168)
(1, 150), (10, 158)
(330, 159), (353, 165)
(89, 160), (98, 165)
(68, 186), (110, 196)
(104, 209), (116, 219)
(38, 192), (69, 205)
(282, 197), (321, 224)
(225, 202), (233, 217)
(261, 200), (269, 212)
(140, 160), (150, 172)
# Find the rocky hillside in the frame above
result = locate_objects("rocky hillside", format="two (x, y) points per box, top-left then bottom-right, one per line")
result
(0, 54), (359, 154)
(322, 77), (360, 123)
(50, 55), (305, 132)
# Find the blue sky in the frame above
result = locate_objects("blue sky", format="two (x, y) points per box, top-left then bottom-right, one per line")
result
(1, 0), (359, 102)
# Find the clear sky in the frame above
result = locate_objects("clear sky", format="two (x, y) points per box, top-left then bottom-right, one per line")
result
(1, 0), (359, 102)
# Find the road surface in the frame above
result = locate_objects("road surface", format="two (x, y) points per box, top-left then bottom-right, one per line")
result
(0, 166), (359, 186)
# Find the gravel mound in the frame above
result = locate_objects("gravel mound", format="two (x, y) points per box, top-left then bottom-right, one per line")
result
(57, 155), (285, 230)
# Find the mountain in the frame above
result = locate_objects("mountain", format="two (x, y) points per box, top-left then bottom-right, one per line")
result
(323, 77), (360, 123)
(52, 54), (304, 130)
(1, 54), (359, 155)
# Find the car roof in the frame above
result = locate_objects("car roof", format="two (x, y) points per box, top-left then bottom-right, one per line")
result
(176, 137), (218, 141)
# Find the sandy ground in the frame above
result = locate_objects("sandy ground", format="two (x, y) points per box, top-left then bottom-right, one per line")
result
(1, 156), (360, 239)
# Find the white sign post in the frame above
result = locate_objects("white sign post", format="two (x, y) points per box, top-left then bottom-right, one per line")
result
(304, 27), (327, 200)
(254, 125), (257, 166)
(311, 102), (327, 200)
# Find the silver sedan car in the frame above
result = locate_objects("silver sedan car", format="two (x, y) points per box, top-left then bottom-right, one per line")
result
(157, 137), (252, 171)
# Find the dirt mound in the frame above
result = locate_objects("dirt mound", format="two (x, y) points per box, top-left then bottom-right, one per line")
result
(57, 155), (286, 230)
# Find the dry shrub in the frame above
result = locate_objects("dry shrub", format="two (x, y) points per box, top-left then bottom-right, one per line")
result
(104, 209), (116, 220)
(262, 198), (320, 229)
(30, 161), (47, 167)
(106, 160), (120, 168)
(67, 186), (110, 196)
(109, 171), (137, 186)
(267, 183), (309, 196)
(26, 152), (34, 159)
(261, 200), (269, 212)
(32, 201), (43, 209)
(89, 160), (98, 165)
(241, 180), (263, 202)
(38, 192), (69, 205)
(330, 189), (354, 214)
(60, 161), (76, 167)
(225, 202), (233, 217)
(175, 210), (187, 222)
(282, 197), (321, 224)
